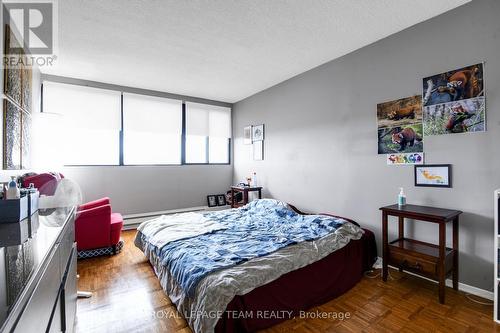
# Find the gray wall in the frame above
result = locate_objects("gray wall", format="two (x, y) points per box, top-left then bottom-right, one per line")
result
(233, 0), (500, 291)
(62, 165), (232, 215)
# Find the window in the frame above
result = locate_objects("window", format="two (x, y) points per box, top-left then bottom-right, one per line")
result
(41, 81), (231, 166)
(185, 102), (231, 164)
(42, 82), (121, 165)
(122, 93), (182, 165)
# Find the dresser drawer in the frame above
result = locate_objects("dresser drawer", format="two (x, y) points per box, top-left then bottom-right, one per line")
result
(388, 248), (437, 277)
(58, 217), (75, 278)
(14, 244), (61, 332)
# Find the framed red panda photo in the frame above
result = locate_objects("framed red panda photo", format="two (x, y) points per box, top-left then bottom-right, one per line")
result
(377, 95), (424, 155)
(414, 164), (452, 188)
(422, 63), (485, 136)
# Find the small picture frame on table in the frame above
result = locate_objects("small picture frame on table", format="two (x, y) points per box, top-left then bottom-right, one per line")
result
(414, 164), (452, 188)
(207, 195), (218, 207)
(217, 194), (227, 206)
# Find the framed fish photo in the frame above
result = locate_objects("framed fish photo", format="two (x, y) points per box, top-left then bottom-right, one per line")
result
(414, 164), (452, 188)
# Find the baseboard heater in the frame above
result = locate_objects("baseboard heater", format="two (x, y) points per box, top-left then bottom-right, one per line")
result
(122, 205), (226, 229)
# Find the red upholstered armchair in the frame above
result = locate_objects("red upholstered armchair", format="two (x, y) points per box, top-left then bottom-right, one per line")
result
(21, 172), (124, 257)
(22, 172), (64, 196)
(76, 197), (123, 254)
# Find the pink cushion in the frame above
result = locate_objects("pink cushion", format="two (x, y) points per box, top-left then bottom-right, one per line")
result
(78, 197), (110, 211)
(110, 213), (123, 246)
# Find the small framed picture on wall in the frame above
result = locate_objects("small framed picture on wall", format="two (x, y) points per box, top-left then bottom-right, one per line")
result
(414, 164), (452, 188)
(243, 126), (252, 145)
(252, 124), (264, 142)
(253, 141), (263, 161)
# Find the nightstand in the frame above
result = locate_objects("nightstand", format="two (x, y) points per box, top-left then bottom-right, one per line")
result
(380, 204), (462, 304)
(230, 186), (262, 208)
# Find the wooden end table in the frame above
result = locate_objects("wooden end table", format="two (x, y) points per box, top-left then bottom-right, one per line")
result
(380, 204), (462, 304)
(230, 186), (262, 208)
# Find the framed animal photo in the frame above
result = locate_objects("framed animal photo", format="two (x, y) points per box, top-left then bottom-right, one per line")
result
(378, 124), (423, 155)
(423, 63), (484, 107)
(377, 96), (423, 155)
(414, 164), (452, 188)
(377, 95), (422, 129)
(422, 63), (485, 136)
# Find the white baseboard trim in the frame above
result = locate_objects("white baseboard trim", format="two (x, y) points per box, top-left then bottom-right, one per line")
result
(383, 260), (493, 300)
(122, 205), (229, 227)
(445, 280), (493, 300)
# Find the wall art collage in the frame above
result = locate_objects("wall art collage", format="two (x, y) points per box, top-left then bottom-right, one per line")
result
(377, 62), (485, 169)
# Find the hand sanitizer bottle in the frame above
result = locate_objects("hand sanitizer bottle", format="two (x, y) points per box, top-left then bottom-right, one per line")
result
(398, 187), (406, 207)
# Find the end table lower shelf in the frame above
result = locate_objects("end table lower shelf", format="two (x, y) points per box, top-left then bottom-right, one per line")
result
(388, 238), (455, 281)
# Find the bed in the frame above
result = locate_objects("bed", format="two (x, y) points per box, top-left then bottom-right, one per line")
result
(135, 199), (377, 333)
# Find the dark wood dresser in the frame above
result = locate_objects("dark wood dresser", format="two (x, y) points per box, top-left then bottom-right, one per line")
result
(380, 204), (462, 304)
(0, 207), (77, 333)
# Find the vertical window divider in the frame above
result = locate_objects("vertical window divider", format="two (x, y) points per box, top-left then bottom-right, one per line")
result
(119, 92), (124, 166)
(181, 102), (186, 165)
(205, 136), (210, 164)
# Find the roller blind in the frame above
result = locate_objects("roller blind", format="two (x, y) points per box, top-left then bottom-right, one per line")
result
(186, 102), (231, 138)
(122, 93), (182, 164)
(122, 93), (182, 134)
(42, 81), (121, 165)
(43, 82), (121, 130)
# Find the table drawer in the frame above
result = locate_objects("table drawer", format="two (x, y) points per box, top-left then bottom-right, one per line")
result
(389, 249), (437, 277)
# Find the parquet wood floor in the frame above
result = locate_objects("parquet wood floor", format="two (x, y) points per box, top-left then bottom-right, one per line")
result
(76, 230), (499, 333)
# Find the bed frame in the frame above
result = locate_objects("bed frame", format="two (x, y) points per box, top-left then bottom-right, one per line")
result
(212, 204), (377, 332)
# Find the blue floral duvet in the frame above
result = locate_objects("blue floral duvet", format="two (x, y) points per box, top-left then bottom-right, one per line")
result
(142, 199), (353, 297)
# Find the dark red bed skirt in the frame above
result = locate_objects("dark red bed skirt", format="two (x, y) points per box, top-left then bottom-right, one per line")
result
(214, 229), (377, 333)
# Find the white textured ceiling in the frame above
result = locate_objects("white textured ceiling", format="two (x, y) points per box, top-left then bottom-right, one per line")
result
(43, 0), (470, 103)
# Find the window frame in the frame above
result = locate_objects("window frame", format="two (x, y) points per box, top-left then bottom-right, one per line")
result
(183, 102), (232, 165)
(41, 81), (231, 167)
